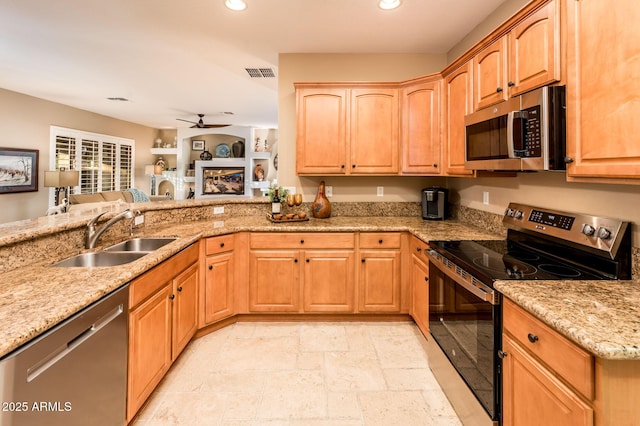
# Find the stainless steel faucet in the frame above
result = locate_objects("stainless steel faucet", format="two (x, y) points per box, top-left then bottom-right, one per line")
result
(85, 209), (136, 249)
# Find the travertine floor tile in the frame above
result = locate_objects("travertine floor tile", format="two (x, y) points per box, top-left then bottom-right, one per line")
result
(132, 322), (464, 426)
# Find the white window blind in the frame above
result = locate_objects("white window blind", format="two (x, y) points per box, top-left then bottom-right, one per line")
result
(50, 127), (135, 200)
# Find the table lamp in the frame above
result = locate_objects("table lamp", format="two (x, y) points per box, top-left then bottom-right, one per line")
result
(44, 168), (80, 210)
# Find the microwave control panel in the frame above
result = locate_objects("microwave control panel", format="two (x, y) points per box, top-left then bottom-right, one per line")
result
(520, 106), (541, 157)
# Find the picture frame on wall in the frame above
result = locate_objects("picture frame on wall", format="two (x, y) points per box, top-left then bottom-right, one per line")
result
(192, 140), (205, 151)
(0, 148), (39, 194)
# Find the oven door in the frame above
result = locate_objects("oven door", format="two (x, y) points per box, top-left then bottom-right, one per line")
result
(428, 259), (501, 422)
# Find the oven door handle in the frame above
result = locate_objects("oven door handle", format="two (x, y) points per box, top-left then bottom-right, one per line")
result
(428, 250), (498, 305)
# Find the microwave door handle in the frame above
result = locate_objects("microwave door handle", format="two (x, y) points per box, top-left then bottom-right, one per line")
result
(506, 111), (517, 158)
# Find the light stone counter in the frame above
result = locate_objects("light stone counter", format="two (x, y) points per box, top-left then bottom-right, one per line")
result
(495, 280), (640, 360)
(0, 215), (498, 359)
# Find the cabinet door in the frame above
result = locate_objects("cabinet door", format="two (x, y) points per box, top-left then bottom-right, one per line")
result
(443, 62), (475, 176)
(401, 79), (441, 174)
(566, 0), (640, 179)
(202, 251), (235, 325)
(172, 262), (198, 359)
(358, 250), (401, 312)
(249, 250), (300, 312)
(411, 255), (429, 336)
(474, 36), (508, 110)
(127, 284), (172, 421)
(350, 88), (400, 174)
(296, 87), (348, 174)
(502, 335), (593, 426)
(508, 0), (560, 96)
(303, 250), (355, 312)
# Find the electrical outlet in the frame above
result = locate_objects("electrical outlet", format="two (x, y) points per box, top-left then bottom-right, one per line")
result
(134, 215), (144, 226)
(283, 186), (296, 194)
(377, 186), (384, 197)
(213, 206), (224, 215)
(325, 186), (333, 197)
(483, 191), (489, 205)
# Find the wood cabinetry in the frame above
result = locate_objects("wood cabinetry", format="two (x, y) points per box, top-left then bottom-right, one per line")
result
(502, 298), (594, 426)
(400, 76), (441, 174)
(249, 233), (355, 313)
(409, 236), (430, 336)
(358, 233), (401, 312)
(201, 234), (235, 325)
(295, 84), (399, 175)
(565, 0), (640, 180)
(127, 243), (199, 421)
(443, 62), (474, 176)
(474, 0), (559, 111)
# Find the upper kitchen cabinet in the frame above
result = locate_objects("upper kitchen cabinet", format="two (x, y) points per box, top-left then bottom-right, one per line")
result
(400, 76), (442, 175)
(295, 83), (399, 175)
(296, 86), (349, 174)
(443, 62), (474, 176)
(565, 0), (640, 181)
(473, 0), (560, 111)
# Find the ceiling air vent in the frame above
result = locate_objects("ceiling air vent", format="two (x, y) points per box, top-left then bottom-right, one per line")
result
(245, 68), (276, 78)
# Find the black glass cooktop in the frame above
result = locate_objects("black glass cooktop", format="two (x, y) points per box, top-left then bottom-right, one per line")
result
(429, 239), (607, 284)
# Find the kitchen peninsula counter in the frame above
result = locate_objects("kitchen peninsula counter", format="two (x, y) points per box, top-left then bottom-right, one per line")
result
(2, 208), (640, 364)
(0, 214), (498, 359)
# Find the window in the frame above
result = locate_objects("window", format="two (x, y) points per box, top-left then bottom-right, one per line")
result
(50, 126), (135, 201)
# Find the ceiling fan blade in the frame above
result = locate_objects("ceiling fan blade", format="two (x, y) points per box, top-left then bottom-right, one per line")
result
(202, 124), (231, 128)
(176, 118), (198, 125)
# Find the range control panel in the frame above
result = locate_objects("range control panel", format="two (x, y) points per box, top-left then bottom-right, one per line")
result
(503, 202), (629, 258)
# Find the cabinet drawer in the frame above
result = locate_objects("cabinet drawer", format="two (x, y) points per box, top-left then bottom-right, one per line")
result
(359, 232), (401, 249)
(205, 234), (234, 255)
(503, 298), (594, 400)
(130, 243), (199, 309)
(250, 232), (355, 249)
(409, 236), (430, 263)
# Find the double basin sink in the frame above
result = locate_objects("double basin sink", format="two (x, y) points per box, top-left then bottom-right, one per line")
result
(53, 238), (177, 267)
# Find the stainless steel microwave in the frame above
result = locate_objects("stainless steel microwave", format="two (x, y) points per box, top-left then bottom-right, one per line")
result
(464, 85), (566, 171)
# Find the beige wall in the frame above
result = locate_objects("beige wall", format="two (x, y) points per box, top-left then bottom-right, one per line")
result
(277, 53), (447, 203)
(0, 88), (159, 224)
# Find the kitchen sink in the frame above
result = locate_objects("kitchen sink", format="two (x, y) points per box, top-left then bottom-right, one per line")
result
(53, 251), (148, 268)
(103, 237), (177, 252)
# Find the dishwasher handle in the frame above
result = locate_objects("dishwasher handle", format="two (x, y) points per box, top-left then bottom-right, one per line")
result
(27, 303), (124, 382)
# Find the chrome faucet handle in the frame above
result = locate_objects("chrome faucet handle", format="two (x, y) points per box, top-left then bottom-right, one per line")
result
(87, 211), (108, 230)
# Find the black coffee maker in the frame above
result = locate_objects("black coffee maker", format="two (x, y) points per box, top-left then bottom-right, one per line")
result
(421, 187), (448, 220)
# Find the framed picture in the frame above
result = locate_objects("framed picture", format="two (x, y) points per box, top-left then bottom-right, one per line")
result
(0, 148), (39, 194)
(192, 140), (205, 151)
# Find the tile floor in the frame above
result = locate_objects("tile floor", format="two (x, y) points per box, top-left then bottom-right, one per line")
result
(132, 321), (462, 426)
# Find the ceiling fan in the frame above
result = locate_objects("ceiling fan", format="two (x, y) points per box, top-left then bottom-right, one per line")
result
(176, 114), (229, 128)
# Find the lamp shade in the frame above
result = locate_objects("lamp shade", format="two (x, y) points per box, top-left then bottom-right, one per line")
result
(44, 170), (80, 187)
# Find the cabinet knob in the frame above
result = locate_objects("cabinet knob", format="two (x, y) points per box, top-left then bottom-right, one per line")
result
(341, 164), (345, 169)
(416, 247), (422, 252)
(527, 333), (539, 343)
(177, 286), (183, 292)
(208, 265), (213, 270)
(300, 239), (305, 244)
(498, 350), (508, 359)
(306, 259), (310, 263)
(352, 164), (356, 168)
(433, 163), (438, 168)
(220, 242), (225, 248)
(294, 259), (298, 263)
(378, 239), (383, 244)
(424, 276), (429, 282)
(496, 87), (503, 93)
(361, 258), (365, 263)
(564, 156), (575, 164)
(169, 294), (175, 300)
(508, 81), (515, 87)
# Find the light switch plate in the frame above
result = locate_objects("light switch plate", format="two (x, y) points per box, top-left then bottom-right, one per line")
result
(134, 215), (144, 226)
(213, 206), (224, 215)
(325, 186), (333, 197)
(377, 186), (384, 197)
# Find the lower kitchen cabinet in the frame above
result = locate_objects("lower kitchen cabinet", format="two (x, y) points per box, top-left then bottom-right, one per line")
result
(502, 298), (594, 426)
(201, 234), (235, 325)
(127, 243), (199, 422)
(410, 236), (430, 336)
(249, 249), (300, 312)
(358, 233), (401, 312)
(303, 250), (355, 312)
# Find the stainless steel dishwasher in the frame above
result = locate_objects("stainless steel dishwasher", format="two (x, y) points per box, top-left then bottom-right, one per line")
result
(0, 284), (129, 426)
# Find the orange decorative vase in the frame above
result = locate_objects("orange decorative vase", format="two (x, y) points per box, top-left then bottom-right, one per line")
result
(312, 181), (331, 218)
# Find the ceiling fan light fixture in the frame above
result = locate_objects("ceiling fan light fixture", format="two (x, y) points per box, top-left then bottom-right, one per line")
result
(225, 0), (247, 11)
(378, 0), (401, 10)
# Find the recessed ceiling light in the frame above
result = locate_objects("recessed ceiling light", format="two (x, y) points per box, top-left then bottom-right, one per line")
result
(378, 0), (401, 10)
(225, 0), (247, 11)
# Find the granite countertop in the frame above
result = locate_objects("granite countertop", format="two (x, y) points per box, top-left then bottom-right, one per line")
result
(0, 215), (498, 359)
(495, 280), (640, 360)
(2, 213), (640, 362)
